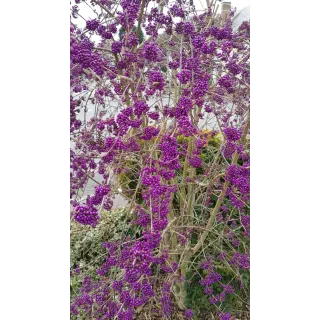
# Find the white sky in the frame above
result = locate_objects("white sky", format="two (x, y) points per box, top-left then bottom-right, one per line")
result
(71, 0), (250, 30)
(194, 0), (250, 11)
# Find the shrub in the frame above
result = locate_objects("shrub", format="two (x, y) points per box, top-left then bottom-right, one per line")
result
(70, 1), (250, 318)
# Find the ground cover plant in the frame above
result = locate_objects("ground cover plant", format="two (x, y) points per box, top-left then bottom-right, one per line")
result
(70, 0), (250, 319)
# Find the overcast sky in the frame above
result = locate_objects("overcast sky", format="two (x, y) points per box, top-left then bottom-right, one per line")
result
(194, 0), (249, 11)
(71, 0), (250, 30)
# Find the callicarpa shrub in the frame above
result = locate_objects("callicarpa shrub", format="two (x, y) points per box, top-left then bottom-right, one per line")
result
(70, 0), (250, 319)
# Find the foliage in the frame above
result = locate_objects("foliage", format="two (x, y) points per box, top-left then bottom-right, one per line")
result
(119, 26), (144, 44)
(71, 208), (132, 269)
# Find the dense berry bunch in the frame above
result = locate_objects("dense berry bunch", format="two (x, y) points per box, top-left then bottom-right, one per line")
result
(170, 4), (185, 18)
(74, 205), (99, 226)
(226, 163), (250, 209)
(224, 127), (242, 141)
(182, 22), (195, 35)
(86, 19), (99, 31)
(140, 126), (160, 140)
(148, 70), (165, 91)
(176, 69), (192, 84)
(133, 100), (149, 117)
(185, 309), (194, 319)
(111, 41), (122, 53)
(142, 42), (160, 62)
(189, 155), (202, 168)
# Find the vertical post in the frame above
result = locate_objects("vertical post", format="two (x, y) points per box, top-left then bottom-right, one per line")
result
(221, 1), (231, 25)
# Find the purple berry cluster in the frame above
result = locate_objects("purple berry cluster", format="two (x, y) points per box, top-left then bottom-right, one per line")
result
(176, 69), (192, 84)
(86, 19), (100, 31)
